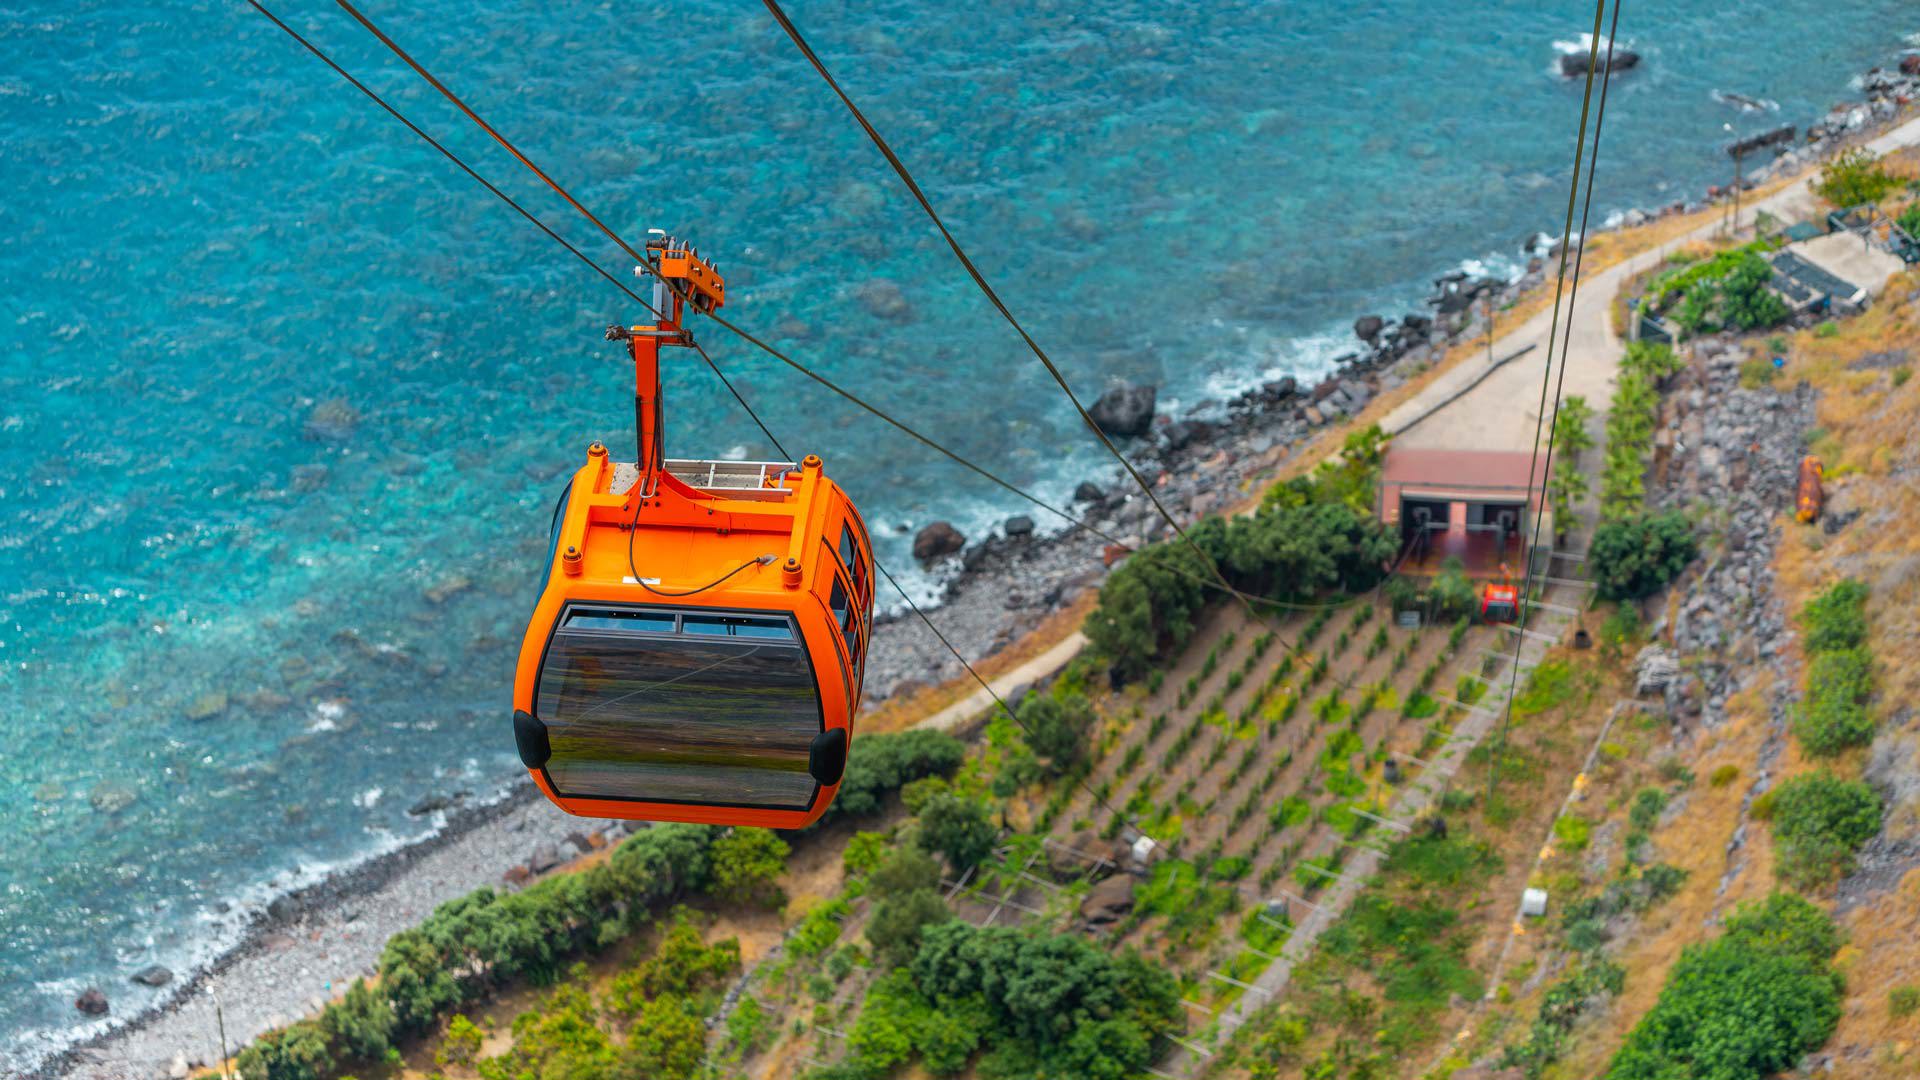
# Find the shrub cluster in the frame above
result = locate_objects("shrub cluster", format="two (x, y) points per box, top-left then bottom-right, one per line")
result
(822, 729), (967, 821)
(1589, 510), (1697, 602)
(827, 922), (1180, 1079)
(239, 730), (960, 1080)
(1087, 427), (1396, 682)
(1607, 893), (1843, 1080)
(1813, 147), (1902, 207)
(1760, 771), (1883, 889)
(240, 824), (738, 1079)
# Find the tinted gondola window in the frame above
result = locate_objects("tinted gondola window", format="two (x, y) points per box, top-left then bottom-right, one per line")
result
(536, 605), (820, 810)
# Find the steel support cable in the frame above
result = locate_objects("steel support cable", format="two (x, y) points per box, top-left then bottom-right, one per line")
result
(309, 0), (1382, 639)
(1487, 0), (1621, 802)
(255, 1), (1395, 823)
(754, 0), (1280, 633)
(252, 0), (1161, 840)
(688, 355), (1157, 843)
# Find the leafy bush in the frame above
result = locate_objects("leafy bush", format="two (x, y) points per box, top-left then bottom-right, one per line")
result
(1800, 579), (1869, 652)
(824, 729), (967, 821)
(1590, 511), (1697, 601)
(867, 887), (955, 970)
(1606, 893), (1842, 1080)
(1764, 771), (1882, 888)
(709, 827), (790, 907)
(1090, 430), (1396, 681)
(1017, 691), (1095, 773)
(915, 792), (998, 869)
(1813, 147), (1901, 207)
(1793, 647), (1875, 755)
(1719, 252), (1791, 332)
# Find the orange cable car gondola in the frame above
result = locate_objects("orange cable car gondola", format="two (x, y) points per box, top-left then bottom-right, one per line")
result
(512, 232), (874, 828)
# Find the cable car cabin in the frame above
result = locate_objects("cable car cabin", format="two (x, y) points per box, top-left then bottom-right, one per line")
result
(512, 232), (874, 829)
(1480, 583), (1519, 623)
(514, 447), (874, 828)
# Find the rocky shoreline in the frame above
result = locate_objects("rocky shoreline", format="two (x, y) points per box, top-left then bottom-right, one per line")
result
(37, 39), (1920, 1080)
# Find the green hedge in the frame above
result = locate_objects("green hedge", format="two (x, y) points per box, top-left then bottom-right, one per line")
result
(1793, 580), (1876, 756)
(1607, 893), (1843, 1080)
(821, 729), (967, 822)
(239, 730), (961, 1080)
(240, 824), (725, 1079)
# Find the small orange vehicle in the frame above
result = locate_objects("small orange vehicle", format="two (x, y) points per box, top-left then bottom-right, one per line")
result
(512, 233), (873, 828)
(1795, 455), (1824, 524)
(1480, 563), (1519, 623)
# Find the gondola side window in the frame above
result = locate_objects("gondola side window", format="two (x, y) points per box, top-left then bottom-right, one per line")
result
(535, 604), (821, 811)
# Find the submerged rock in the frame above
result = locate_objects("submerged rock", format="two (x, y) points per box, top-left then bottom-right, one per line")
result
(1003, 515), (1035, 538)
(131, 965), (173, 988)
(912, 521), (966, 562)
(853, 280), (914, 323)
(1089, 382), (1158, 438)
(302, 398), (361, 442)
(1559, 49), (1640, 78)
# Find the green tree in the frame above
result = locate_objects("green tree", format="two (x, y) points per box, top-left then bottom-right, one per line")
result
(1553, 395), (1597, 455)
(916, 793), (998, 869)
(608, 914), (739, 1012)
(910, 922), (1181, 1077)
(1590, 512), (1698, 601)
(708, 827), (789, 907)
(1813, 147), (1900, 207)
(477, 981), (617, 1080)
(1017, 691), (1096, 773)
(869, 846), (942, 899)
(379, 929), (465, 1031)
(1607, 893), (1842, 1080)
(319, 979), (395, 1064)
(436, 1014), (486, 1069)
(235, 1021), (333, 1080)
(823, 730), (967, 822)
(867, 887), (955, 969)
(620, 995), (706, 1080)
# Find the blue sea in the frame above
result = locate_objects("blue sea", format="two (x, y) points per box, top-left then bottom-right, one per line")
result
(2, 0), (1913, 1064)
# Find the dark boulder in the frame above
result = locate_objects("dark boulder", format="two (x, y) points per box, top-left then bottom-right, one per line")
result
(1728, 124), (1796, 157)
(1073, 480), (1105, 503)
(75, 988), (109, 1016)
(1559, 48), (1640, 78)
(1003, 515), (1035, 538)
(1401, 313), (1433, 336)
(131, 965), (173, 988)
(912, 521), (966, 562)
(1088, 383), (1158, 438)
(407, 794), (454, 817)
(1354, 314), (1385, 343)
(1903, 54), (1920, 77)
(1079, 874), (1136, 929)
(1162, 419), (1215, 452)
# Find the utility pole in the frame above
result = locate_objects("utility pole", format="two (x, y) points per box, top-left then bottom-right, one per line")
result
(1483, 296), (1495, 366)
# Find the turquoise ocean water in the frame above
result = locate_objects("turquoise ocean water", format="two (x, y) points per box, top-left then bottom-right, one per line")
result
(2, 0), (1913, 1063)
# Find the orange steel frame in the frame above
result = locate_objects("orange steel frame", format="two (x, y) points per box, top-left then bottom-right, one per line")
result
(512, 237), (872, 829)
